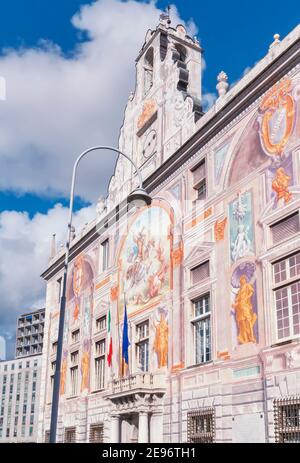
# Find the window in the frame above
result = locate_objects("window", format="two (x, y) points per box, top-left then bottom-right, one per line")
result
(64, 427), (76, 443)
(144, 47), (154, 96)
(192, 294), (211, 364)
(52, 341), (58, 355)
(96, 315), (106, 333)
(71, 329), (80, 343)
(191, 261), (210, 285)
(187, 408), (215, 443)
(45, 430), (50, 443)
(273, 252), (300, 341)
(136, 321), (149, 372)
(271, 212), (299, 244)
(94, 340), (105, 390)
(89, 424), (104, 443)
(70, 351), (79, 396)
(192, 160), (206, 200)
(50, 361), (56, 401)
(274, 397), (300, 443)
(102, 239), (109, 271)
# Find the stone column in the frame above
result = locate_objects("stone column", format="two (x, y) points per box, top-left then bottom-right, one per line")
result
(110, 415), (120, 443)
(138, 411), (148, 443)
(150, 412), (163, 443)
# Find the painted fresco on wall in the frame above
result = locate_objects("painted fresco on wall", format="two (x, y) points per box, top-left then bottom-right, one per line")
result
(118, 205), (172, 317)
(258, 79), (295, 157)
(265, 155), (294, 208)
(153, 306), (169, 369)
(214, 141), (230, 183)
(228, 78), (297, 188)
(257, 78), (298, 210)
(229, 191), (254, 263)
(230, 261), (258, 346)
(58, 254), (95, 395)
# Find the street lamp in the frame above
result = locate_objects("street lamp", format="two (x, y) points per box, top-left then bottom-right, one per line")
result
(49, 145), (151, 443)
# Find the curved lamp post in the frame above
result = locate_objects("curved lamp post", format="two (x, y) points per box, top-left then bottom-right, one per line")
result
(49, 146), (151, 443)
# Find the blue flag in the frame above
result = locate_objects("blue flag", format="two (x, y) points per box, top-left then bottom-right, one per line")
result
(122, 304), (130, 366)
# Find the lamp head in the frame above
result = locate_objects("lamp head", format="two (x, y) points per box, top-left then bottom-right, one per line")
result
(127, 187), (152, 208)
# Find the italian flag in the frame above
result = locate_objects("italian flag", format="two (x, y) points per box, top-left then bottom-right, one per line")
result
(107, 308), (113, 367)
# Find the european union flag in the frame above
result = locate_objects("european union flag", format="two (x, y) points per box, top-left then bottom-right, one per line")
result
(122, 304), (130, 367)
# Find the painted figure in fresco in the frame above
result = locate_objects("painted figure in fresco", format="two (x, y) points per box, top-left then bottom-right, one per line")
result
(73, 256), (84, 323)
(272, 167), (292, 204)
(231, 224), (252, 262)
(81, 350), (90, 392)
(60, 357), (67, 395)
(153, 313), (169, 368)
(231, 275), (257, 344)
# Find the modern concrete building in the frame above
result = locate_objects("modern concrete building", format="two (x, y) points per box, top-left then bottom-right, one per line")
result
(38, 17), (300, 443)
(0, 336), (6, 361)
(0, 356), (42, 442)
(15, 309), (45, 358)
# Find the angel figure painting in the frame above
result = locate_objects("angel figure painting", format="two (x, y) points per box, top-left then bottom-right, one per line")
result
(118, 205), (172, 316)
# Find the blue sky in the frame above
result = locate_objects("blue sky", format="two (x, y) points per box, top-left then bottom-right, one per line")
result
(0, 0), (298, 216)
(0, 0), (298, 358)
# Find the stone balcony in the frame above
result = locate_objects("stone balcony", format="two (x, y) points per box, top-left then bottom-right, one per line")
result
(105, 371), (167, 399)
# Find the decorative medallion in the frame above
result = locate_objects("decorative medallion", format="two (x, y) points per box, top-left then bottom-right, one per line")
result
(259, 78), (295, 156)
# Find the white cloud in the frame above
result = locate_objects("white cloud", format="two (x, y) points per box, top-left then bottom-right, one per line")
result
(0, 0), (197, 202)
(202, 91), (217, 111)
(0, 0), (200, 357)
(0, 203), (95, 357)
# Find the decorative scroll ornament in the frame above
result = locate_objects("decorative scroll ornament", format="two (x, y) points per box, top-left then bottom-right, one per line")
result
(259, 79), (294, 156)
(137, 100), (157, 130)
(214, 217), (227, 241)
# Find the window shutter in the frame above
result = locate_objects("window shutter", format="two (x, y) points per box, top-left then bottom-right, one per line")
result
(89, 424), (104, 443)
(271, 212), (299, 244)
(192, 160), (206, 186)
(191, 261), (210, 284)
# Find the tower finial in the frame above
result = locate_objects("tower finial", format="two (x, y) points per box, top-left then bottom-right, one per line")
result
(159, 5), (171, 26)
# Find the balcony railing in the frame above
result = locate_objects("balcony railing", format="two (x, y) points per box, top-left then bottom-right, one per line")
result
(108, 372), (166, 395)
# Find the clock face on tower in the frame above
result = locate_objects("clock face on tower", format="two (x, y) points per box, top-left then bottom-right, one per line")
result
(142, 129), (157, 159)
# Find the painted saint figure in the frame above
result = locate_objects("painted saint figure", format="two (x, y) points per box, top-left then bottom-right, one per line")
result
(60, 357), (67, 395)
(81, 350), (90, 392)
(153, 314), (169, 368)
(232, 275), (257, 344)
(272, 167), (292, 204)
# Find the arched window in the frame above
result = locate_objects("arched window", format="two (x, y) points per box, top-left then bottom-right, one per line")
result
(144, 47), (154, 96)
(173, 43), (187, 63)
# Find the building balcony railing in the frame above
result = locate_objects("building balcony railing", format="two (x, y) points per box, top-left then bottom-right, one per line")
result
(107, 371), (166, 396)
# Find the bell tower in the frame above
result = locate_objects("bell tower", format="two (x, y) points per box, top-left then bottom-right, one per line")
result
(106, 14), (203, 212)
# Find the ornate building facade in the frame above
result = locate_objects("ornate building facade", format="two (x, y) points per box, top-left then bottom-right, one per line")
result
(38, 18), (300, 443)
